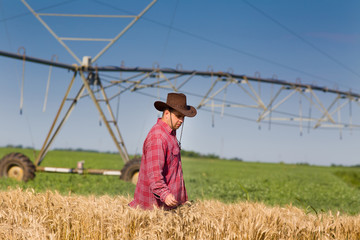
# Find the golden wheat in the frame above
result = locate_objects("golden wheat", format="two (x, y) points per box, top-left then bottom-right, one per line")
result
(0, 188), (359, 239)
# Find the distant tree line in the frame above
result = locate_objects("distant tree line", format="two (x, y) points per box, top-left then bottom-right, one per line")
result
(4, 145), (360, 166)
(2, 145), (243, 161)
(3, 145), (104, 153)
(53, 147), (100, 153)
(331, 163), (360, 168)
(4, 144), (31, 149)
(180, 149), (243, 161)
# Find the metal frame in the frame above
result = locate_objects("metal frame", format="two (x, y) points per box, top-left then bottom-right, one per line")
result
(34, 70), (129, 166)
(2, 0), (157, 175)
(21, 0), (157, 65)
(1, 49), (360, 175)
(34, 72), (130, 175)
(2, 49), (359, 132)
(0, 1), (358, 178)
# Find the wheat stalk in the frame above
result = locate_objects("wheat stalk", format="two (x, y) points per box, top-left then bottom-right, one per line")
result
(0, 188), (358, 239)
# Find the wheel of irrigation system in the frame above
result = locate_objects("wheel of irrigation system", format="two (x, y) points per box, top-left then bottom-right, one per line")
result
(120, 157), (141, 184)
(0, 152), (36, 182)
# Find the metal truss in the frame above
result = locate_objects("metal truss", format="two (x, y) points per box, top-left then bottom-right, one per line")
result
(34, 70), (130, 167)
(97, 67), (360, 133)
(2, 49), (359, 135)
(1, 1), (358, 178)
(1, 49), (360, 173)
(21, 0), (157, 65)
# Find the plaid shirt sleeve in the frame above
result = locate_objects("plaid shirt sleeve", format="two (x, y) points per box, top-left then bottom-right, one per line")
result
(145, 135), (170, 202)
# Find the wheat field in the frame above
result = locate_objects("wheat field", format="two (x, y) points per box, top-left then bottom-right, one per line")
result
(0, 189), (359, 240)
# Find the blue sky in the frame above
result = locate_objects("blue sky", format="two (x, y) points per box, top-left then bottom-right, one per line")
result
(0, 0), (359, 166)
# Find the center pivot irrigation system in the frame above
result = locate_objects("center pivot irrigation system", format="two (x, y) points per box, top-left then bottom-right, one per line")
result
(1, 0), (360, 184)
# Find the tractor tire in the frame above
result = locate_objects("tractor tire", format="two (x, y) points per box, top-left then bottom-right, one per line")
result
(0, 152), (36, 182)
(120, 157), (141, 185)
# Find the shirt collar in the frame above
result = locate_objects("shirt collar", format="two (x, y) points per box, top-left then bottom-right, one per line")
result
(157, 118), (176, 136)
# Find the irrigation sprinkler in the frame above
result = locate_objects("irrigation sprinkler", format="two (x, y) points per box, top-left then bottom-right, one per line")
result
(1, 48), (360, 183)
(0, 51), (143, 183)
(0, 0), (157, 183)
(0, 1), (360, 183)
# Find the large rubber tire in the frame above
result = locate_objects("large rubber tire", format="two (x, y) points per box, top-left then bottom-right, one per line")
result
(0, 152), (36, 182)
(120, 157), (141, 185)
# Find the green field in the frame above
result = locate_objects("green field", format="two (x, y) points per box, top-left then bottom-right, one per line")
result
(1, 147), (360, 215)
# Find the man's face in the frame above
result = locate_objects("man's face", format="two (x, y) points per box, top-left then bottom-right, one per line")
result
(165, 109), (185, 130)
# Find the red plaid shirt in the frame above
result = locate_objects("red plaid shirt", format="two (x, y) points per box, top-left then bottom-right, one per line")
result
(129, 118), (188, 210)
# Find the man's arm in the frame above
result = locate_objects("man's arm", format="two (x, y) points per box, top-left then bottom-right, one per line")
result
(145, 137), (172, 204)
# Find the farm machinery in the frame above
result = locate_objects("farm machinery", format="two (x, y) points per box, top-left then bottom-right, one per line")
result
(0, 0), (158, 184)
(1, 0), (360, 184)
(2, 48), (360, 185)
(0, 51), (143, 184)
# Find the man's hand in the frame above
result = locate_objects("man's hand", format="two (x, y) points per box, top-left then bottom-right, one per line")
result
(164, 193), (178, 207)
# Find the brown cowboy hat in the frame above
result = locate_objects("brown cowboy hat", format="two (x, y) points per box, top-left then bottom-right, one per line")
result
(154, 93), (197, 117)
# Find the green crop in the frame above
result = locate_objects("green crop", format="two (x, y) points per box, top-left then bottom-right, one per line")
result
(1, 147), (360, 215)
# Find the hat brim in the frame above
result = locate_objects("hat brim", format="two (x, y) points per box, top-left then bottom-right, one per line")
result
(154, 101), (197, 117)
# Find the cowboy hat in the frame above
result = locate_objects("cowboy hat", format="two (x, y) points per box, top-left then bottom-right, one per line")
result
(154, 93), (197, 117)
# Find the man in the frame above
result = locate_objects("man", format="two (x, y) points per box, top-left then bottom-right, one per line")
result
(129, 93), (197, 210)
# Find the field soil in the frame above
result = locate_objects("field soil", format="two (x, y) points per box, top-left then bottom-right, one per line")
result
(0, 189), (359, 240)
